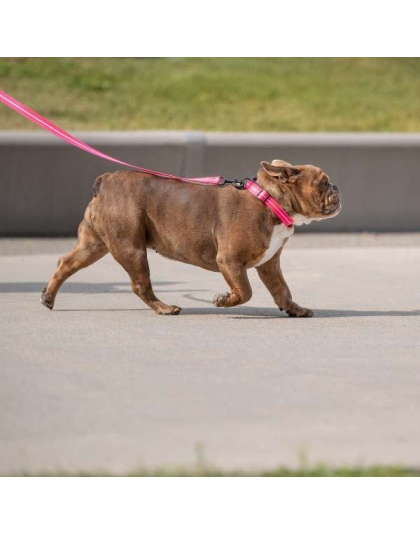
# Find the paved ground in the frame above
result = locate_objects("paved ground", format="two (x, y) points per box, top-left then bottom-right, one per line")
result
(1, 234), (419, 474)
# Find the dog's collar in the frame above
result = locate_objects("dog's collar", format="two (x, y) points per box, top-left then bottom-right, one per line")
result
(243, 179), (294, 227)
(221, 177), (293, 226)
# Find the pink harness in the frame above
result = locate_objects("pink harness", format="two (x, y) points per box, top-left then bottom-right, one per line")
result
(0, 89), (293, 227)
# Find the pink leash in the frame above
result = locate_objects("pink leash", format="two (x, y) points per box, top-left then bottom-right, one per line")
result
(0, 88), (293, 226)
(0, 89), (222, 186)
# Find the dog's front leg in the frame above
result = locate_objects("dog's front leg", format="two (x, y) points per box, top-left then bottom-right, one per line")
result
(256, 252), (313, 317)
(214, 257), (252, 308)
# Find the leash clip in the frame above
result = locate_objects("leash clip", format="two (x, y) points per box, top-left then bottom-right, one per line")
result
(233, 179), (245, 189)
(234, 177), (256, 189)
(221, 177), (252, 189)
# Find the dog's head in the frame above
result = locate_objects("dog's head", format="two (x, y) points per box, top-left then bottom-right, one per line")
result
(260, 159), (341, 224)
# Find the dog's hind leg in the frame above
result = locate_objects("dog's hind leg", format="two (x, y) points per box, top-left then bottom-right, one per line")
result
(109, 242), (181, 315)
(41, 218), (108, 310)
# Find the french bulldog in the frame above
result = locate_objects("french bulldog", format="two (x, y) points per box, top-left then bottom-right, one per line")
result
(41, 159), (341, 317)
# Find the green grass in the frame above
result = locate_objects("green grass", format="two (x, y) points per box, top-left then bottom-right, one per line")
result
(1, 58), (420, 131)
(11, 465), (420, 477)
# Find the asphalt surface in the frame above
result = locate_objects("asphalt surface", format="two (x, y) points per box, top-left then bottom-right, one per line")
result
(1, 234), (420, 474)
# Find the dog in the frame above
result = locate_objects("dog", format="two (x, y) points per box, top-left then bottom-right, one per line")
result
(41, 159), (341, 317)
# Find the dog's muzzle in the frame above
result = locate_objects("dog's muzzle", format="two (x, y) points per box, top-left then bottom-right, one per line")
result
(329, 184), (340, 204)
(324, 184), (341, 215)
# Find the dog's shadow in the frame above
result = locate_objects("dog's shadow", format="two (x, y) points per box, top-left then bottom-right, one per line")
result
(1, 281), (419, 318)
(180, 294), (420, 318)
(180, 307), (420, 319)
(51, 307), (420, 318)
(0, 281), (176, 293)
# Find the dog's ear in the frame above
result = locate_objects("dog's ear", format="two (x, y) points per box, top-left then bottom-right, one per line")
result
(271, 159), (293, 168)
(261, 161), (300, 183)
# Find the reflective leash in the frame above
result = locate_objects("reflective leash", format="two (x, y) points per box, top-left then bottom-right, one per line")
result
(0, 89), (222, 185)
(0, 89), (293, 226)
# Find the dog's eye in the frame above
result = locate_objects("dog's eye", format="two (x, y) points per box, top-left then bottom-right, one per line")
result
(321, 178), (329, 189)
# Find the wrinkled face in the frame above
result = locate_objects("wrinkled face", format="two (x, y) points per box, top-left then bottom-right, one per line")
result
(261, 160), (341, 221)
(292, 164), (341, 220)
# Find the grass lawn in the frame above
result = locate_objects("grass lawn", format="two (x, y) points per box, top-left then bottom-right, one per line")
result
(14, 465), (420, 477)
(1, 58), (420, 132)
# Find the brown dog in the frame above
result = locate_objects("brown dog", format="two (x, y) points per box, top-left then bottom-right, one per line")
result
(41, 159), (341, 317)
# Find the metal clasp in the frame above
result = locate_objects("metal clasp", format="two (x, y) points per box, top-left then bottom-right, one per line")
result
(219, 177), (255, 189)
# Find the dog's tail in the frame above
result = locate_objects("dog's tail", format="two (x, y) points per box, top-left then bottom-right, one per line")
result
(92, 173), (111, 197)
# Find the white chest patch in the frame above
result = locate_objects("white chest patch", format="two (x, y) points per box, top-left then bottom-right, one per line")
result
(292, 213), (323, 225)
(253, 224), (295, 267)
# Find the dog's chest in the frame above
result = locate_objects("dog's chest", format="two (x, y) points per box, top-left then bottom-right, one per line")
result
(253, 224), (295, 267)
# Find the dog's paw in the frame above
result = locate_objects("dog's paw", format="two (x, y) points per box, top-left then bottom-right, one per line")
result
(40, 287), (54, 310)
(286, 305), (314, 318)
(213, 292), (230, 307)
(156, 305), (182, 316)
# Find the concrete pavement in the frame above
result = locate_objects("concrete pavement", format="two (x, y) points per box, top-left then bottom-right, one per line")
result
(0, 234), (420, 474)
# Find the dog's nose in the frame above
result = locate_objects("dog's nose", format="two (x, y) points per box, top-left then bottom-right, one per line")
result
(329, 184), (340, 203)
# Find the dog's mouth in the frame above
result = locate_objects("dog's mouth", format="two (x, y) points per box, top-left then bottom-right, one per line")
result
(291, 183), (341, 225)
(321, 204), (341, 218)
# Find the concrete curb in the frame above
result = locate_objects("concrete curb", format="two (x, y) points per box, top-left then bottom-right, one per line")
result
(1, 131), (419, 235)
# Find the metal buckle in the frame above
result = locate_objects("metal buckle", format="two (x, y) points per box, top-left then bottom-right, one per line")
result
(219, 177), (253, 189)
(233, 180), (245, 189)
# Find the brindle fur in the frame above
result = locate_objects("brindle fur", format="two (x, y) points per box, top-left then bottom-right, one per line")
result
(41, 161), (341, 316)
